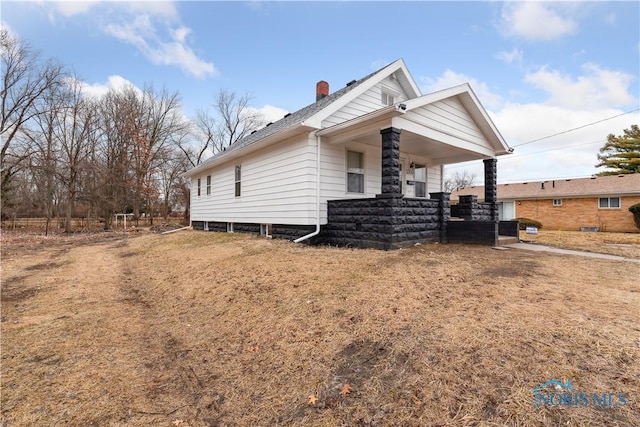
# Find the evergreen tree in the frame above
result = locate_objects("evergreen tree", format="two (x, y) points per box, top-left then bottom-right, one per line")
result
(596, 124), (640, 175)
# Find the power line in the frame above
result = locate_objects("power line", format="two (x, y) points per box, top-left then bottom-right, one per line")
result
(501, 139), (604, 159)
(512, 108), (640, 148)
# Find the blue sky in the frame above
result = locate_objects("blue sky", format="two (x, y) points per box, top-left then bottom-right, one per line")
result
(3, 1), (639, 183)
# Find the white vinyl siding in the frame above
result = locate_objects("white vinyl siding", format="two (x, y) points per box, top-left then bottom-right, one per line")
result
(427, 165), (442, 194)
(323, 80), (408, 127)
(404, 97), (487, 151)
(190, 136), (317, 225)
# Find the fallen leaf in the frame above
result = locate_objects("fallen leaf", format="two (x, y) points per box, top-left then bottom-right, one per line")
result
(308, 394), (318, 405)
(339, 383), (352, 396)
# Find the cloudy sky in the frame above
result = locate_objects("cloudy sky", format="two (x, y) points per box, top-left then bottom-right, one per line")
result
(3, 1), (639, 184)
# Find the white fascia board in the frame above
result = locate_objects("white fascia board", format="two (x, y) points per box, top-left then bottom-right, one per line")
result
(316, 105), (399, 140)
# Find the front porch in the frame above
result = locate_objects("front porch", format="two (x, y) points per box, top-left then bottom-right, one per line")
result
(319, 126), (511, 249)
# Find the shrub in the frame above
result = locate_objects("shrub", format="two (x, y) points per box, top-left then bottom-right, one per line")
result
(629, 203), (640, 230)
(514, 217), (543, 230)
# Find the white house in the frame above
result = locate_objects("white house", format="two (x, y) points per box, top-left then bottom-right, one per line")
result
(184, 59), (512, 249)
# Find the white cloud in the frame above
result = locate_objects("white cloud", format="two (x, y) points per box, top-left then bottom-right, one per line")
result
(247, 105), (290, 124)
(499, 2), (577, 41)
(45, 1), (213, 79)
(495, 48), (523, 65)
(103, 15), (216, 79)
(50, 0), (102, 17)
(421, 70), (504, 110)
(82, 75), (140, 98)
(525, 63), (636, 110)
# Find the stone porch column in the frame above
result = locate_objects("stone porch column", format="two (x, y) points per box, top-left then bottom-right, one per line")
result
(483, 158), (498, 221)
(377, 127), (403, 198)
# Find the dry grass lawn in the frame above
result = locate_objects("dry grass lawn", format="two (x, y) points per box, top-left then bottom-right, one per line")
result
(1, 230), (639, 426)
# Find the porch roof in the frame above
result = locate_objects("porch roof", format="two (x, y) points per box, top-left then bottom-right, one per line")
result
(317, 83), (512, 166)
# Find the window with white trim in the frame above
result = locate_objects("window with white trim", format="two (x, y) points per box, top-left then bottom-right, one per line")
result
(206, 175), (211, 195)
(197, 178), (201, 197)
(552, 199), (562, 206)
(381, 91), (395, 106)
(414, 164), (427, 197)
(346, 150), (364, 193)
(235, 165), (241, 197)
(599, 197), (620, 209)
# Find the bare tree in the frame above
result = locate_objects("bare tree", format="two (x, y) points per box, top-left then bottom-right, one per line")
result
(444, 170), (477, 193)
(93, 84), (139, 229)
(1, 26), (64, 214)
(130, 85), (189, 223)
(187, 89), (265, 166)
(51, 77), (99, 232)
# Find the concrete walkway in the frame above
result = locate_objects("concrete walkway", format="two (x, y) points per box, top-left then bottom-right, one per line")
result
(503, 242), (640, 263)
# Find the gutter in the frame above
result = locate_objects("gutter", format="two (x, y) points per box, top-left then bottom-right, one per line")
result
(294, 132), (322, 243)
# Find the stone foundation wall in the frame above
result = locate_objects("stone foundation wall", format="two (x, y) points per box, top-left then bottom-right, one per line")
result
(323, 193), (450, 250)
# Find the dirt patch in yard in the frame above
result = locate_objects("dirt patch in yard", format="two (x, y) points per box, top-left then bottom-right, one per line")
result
(2, 230), (639, 426)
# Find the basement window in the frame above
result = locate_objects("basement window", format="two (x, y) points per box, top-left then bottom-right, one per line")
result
(346, 150), (364, 193)
(552, 199), (562, 206)
(260, 224), (272, 238)
(599, 197), (620, 209)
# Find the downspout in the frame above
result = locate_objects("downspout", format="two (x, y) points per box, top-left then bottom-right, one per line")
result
(294, 132), (322, 243)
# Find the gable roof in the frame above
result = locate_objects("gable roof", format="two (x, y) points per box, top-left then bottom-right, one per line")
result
(185, 59), (418, 176)
(451, 174), (640, 201)
(402, 83), (510, 155)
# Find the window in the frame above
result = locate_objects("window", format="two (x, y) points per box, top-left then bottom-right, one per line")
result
(346, 150), (364, 193)
(414, 164), (427, 197)
(235, 165), (241, 197)
(206, 175), (211, 195)
(599, 197), (620, 209)
(260, 224), (272, 238)
(552, 199), (562, 206)
(197, 178), (201, 197)
(381, 91), (395, 106)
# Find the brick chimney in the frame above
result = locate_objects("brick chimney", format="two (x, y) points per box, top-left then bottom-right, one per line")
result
(316, 80), (329, 101)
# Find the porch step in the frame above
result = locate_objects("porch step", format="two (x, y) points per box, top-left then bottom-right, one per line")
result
(497, 235), (519, 246)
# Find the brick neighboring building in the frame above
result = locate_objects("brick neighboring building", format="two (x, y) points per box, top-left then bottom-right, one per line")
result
(451, 174), (640, 232)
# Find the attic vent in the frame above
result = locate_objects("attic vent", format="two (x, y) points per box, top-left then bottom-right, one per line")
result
(284, 113), (291, 118)
(346, 79), (356, 87)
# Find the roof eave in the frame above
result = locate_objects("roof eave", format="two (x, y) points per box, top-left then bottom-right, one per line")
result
(184, 122), (317, 177)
